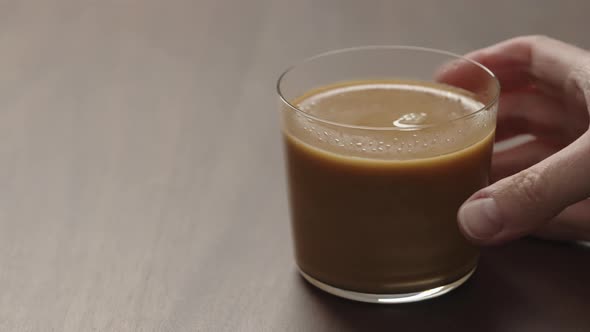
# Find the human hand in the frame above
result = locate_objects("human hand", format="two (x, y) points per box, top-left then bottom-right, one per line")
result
(439, 36), (590, 244)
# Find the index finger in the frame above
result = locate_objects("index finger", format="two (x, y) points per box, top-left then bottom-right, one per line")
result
(436, 35), (590, 98)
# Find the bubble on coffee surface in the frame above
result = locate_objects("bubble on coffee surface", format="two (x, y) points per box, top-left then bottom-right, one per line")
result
(393, 112), (428, 128)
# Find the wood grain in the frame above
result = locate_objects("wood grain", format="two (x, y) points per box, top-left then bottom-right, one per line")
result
(0, 1), (588, 331)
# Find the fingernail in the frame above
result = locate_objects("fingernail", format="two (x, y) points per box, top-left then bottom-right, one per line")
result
(458, 198), (503, 240)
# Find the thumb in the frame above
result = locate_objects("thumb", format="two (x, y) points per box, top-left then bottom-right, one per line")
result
(458, 134), (590, 245)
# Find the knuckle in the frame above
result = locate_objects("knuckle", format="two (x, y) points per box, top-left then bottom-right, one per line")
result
(525, 34), (552, 45)
(511, 168), (547, 205)
(568, 58), (590, 89)
(564, 58), (590, 109)
(512, 34), (551, 47)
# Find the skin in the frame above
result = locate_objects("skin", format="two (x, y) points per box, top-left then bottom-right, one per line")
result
(438, 35), (590, 245)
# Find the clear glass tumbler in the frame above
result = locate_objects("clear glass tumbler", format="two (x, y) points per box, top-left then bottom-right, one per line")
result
(278, 46), (499, 303)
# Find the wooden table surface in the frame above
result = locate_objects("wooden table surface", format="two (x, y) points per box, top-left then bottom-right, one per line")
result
(0, 1), (589, 331)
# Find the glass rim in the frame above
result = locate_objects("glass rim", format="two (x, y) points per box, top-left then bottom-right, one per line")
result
(276, 45), (500, 131)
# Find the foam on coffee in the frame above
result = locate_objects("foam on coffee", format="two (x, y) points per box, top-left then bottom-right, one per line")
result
(286, 80), (493, 160)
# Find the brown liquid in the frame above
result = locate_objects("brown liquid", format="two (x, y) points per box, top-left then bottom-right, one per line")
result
(283, 80), (495, 294)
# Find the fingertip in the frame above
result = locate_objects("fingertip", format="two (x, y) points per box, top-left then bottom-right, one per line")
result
(458, 197), (504, 244)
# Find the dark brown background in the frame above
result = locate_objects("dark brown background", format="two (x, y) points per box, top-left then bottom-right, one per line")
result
(0, 1), (588, 331)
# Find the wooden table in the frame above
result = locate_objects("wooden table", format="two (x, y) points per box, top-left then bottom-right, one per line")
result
(0, 1), (589, 331)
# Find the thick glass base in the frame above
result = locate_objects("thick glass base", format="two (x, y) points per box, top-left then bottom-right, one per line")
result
(299, 267), (476, 304)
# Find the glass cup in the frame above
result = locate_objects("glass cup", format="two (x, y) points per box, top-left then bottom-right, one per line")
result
(277, 46), (499, 303)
